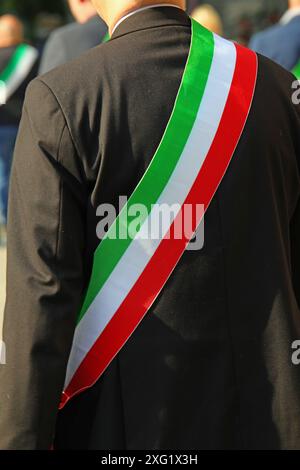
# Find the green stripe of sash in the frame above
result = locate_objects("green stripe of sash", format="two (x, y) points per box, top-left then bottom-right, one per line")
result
(78, 20), (214, 323)
(292, 59), (300, 79)
(102, 32), (110, 43)
(0, 44), (31, 83)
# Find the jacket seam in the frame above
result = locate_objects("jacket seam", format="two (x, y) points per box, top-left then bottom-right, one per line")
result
(33, 78), (81, 163)
(55, 124), (67, 259)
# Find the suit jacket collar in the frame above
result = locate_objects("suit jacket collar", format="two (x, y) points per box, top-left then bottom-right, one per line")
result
(111, 6), (190, 41)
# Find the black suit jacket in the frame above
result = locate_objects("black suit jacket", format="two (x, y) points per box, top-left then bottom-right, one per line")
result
(39, 15), (107, 74)
(1, 7), (300, 450)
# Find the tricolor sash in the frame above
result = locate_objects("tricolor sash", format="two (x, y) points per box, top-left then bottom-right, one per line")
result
(0, 44), (38, 105)
(60, 19), (258, 409)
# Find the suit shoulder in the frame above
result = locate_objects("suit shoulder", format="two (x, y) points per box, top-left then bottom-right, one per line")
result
(257, 52), (296, 84)
(38, 40), (117, 96)
(251, 19), (300, 48)
(47, 21), (83, 44)
(250, 23), (284, 48)
(39, 43), (106, 82)
(24, 77), (67, 121)
(21, 78), (67, 156)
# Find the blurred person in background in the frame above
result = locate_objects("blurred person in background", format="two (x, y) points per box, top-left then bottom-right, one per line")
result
(0, 15), (38, 245)
(39, 0), (107, 74)
(249, 0), (300, 76)
(191, 4), (223, 35)
(187, 0), (201, 14)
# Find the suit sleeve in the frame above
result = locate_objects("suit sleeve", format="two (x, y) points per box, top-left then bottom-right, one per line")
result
(291, 201), (300, 308)
(39, 32), (68, 74)
(0, 79), (87, 449)
(291, 94), (300, 310)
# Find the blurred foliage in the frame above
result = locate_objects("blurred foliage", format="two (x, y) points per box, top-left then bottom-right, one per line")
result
(0, 0), (66, 19)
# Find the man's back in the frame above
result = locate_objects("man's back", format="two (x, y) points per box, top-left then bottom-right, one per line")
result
(1, 6), (300, 450)
(39, 15), (107, 74)
(249, 15), (300, 71)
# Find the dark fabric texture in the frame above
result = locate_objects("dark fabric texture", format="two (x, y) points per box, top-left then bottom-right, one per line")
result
(249, 15), (300, 72)
(0, 45), (39, 126)
(0, 7), (300, 450)
(38, 15), (107, 74)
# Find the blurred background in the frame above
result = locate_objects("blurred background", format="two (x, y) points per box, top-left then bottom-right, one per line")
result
(0, 0), (288, 46)
(189, 0), (287, 42)
(0, 0), (68, 47)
